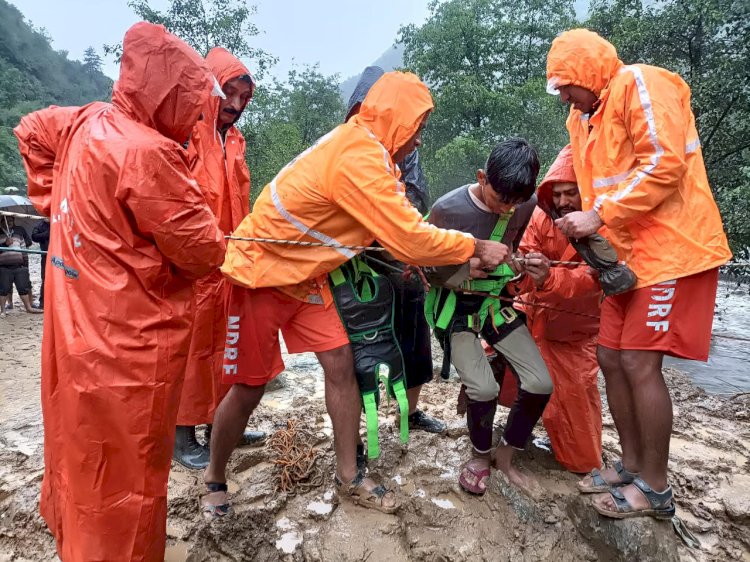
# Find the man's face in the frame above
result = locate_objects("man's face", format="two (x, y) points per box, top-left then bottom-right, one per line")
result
(551, 181), (582, 216)
(558, 84), (598, 114)
(477, 170), (518, 215)
(217, 77), (253, 130)
(392, 112), (430, 163)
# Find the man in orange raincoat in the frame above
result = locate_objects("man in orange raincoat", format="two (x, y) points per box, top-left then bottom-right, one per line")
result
(511, 145), (603, 474)
(14, 22), (226, 561)
(174, 47), (265, 470)
(547, 29), (732, 519)
(202, 71), (510, 515)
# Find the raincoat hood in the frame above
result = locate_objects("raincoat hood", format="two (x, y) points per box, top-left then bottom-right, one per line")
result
(345, 65), (385, 120)
(205, 47), (254, 127)
(546, 29), (623, 99)
(537, 145), (577, 215)
(112, 21), (216, 144)
(352, 71), (433, 157)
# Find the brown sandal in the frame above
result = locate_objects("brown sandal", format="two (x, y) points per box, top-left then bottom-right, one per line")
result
(334, 469), (400, 514)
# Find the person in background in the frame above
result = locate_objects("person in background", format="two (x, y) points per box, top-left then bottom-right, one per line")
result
(0, 215), (41, 314)
(31, 218), (50, 309)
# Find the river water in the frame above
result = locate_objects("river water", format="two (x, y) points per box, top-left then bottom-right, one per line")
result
(665, 280), (750, 394)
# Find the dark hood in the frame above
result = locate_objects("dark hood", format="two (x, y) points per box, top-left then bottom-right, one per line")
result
(345, 66), (385, 121)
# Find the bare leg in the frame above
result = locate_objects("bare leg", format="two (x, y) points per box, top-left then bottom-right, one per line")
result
(0, 295), (7, 316)
(407, 384), (422, 415)
(204, 383), (265, 485)
(318, 344), (396, 509)
(21, 294), (42, 313)
(595, 350), (670, 512)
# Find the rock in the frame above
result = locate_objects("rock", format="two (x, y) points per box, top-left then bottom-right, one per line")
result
(265, 372), (288, 392)
(723, 495), (750, 522)
(566, 495), (680, 562)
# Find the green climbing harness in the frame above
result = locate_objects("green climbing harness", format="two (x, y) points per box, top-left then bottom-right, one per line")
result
(330, 257), (409, 459)
(424, 212), (520, 378)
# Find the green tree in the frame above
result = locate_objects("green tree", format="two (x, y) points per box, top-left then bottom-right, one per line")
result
(105, 0), (276, 78)
(241, 66), (345, 201)
(83, 46), (103, 74)
(399, 0), (576, 198)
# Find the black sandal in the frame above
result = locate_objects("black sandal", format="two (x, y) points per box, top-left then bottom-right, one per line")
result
(594, 477), (676, 520)
(201, 482), (231, 518)
(578, 460), (638, 493)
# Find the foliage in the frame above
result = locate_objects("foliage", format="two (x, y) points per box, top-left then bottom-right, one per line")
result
(105, 0), (277, 79)
(399, 0), (576, 198)
(241, 66), (345, 201)
(83, 47), (103, 74)
(0, 0), (112, 192)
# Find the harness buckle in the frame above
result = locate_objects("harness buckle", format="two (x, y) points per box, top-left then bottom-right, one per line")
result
(470, 313), (482, 333)
(500, 306), (518, 323)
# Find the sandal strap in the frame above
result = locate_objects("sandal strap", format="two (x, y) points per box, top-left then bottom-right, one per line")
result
(370, 484), (389, 499)
(589, 468), (607, 488)
(206, 482), (228, 493)
(632, 477), (673, 509)
(614, 460), (637, 483)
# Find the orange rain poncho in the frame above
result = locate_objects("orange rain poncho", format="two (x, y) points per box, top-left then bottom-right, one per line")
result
(513, 146), (603, 473)
(546, 29), (731, 288)
(14, 22), (225, 562)
(177, 48), (253, 426)
(222, 71), (476, 303)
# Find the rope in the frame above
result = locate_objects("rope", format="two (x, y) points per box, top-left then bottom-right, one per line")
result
(454, 288), (602, 320)
(225, 234), (386, 252)
(0, 210), (48, 221)
(267, 419), (327, 499)
(0, 247), (46, 255)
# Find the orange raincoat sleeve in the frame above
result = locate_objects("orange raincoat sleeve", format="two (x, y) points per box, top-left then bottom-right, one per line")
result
(117, 146), (226, 280)
(516, 212), (600, 301)
(333, 142), (475, 266)
(594, 71), (688, 229)
(15, 105), (102, 217)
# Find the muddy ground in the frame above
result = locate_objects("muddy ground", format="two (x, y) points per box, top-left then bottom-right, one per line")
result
(1, 261), (749, 561)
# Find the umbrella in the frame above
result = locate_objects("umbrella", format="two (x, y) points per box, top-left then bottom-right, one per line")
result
(0, 195), (41, 235)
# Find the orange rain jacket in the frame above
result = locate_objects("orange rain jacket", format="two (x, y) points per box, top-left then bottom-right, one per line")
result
(222, 71), (476, 303)
(546, 29), (731, 289)
(177, 48), (253, 426)
(512, 146), (602, 473)
(14, 22), (225, 562)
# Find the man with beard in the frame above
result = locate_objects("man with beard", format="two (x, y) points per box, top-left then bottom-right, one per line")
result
(510, 145), (604, 474)
(174, 47), (266, 470)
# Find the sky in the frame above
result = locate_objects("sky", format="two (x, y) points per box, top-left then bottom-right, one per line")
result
(10, 0), (589, 84)
(9, 0), (434, 82)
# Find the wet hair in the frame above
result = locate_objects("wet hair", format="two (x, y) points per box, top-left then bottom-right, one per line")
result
(485, 137), (540, 203)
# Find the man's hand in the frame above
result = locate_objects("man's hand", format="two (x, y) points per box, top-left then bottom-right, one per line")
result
(473, 239), (510, 271)
(555, 210), (603, 239)
(403, 265), (430, 289)
(469, 258), (489, 279)
(508, 252), (525, 275)
(524, 252), (551, 287)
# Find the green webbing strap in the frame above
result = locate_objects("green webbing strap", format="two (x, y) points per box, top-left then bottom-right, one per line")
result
(362, 391), (380, 459)
(330, 267), (346, 287)
(391, 379), (409, 444)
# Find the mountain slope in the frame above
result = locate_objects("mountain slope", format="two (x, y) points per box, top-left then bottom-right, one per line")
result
(339, 43), (404, 103)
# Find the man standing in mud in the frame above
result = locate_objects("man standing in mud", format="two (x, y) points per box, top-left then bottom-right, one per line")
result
(173, 47), (266, 470)
(345, 67), (447, 460)
(201, 71), (511, 516)
(547, 29), (731, 519)
(14, 23), (226, 561)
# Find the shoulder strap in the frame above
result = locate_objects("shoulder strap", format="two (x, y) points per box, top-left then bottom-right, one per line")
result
(489, 210), (514, 243)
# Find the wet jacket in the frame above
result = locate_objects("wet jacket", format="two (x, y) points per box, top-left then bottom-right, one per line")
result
(513, 146), (602, 472)
(14, 22), (225, 562)
(177, 48), (253, 426)
(222, 71), (475, 304)
(347, 66), (430, 214)
(546, 28), (731, 289)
